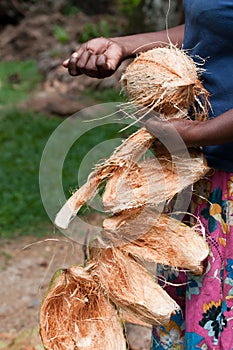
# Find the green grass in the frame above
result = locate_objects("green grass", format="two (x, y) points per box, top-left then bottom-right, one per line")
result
(0, 60), (133, 238)
(53, 25), (69, 44)
(0, 110), (61, 237)
(62, 4), (80, 16)
(82, 87), (127, 103)
(0, 108), (133, 238)
(79, 20), (111, 43)
(0, 60), (42, 106)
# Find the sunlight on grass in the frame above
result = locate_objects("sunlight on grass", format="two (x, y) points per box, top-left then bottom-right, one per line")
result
(0, 110), (61, 237)
(0, 60), (42, 106)
(0, 60), (132, 238)
(0, 109), (129, 238)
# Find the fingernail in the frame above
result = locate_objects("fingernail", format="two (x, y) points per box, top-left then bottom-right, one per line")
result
(71, 52), (79, 58)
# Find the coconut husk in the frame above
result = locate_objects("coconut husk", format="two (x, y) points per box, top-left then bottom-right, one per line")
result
(90, 247), (180, 326)
(121, 46), (210, 120)
(102, 208), (209, 275)
(119, 309), (152, 329)
(55, 128), (155, 229)
(103, 149), (209, 213)
(40, 266), (126, 350)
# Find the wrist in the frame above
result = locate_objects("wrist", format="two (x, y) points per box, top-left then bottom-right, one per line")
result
(110, 36), (136, 60)
(143, 117), (207, 148)
(171, 119), (208, 147)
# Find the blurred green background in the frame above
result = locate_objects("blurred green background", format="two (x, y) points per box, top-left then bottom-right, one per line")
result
(0, 0), (183, 238)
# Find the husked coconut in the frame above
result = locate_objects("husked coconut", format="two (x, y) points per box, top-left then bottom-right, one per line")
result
(55, 128), (155, 229)
(40, 266), (126, 350)
(103, 208), (209, 275)
(103, 149), (209, 213)
(90, 247), (180, 326)
(121, 46), (210, 120)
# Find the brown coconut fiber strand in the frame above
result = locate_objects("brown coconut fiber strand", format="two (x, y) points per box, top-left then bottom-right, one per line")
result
(121, 46), (210, 120)
(55, 128), (155, 229)
(40, 266), (126, 350)
(90, 247), (180, 326)
(103, 149), (209, 213)
(103, 208), (209, 275)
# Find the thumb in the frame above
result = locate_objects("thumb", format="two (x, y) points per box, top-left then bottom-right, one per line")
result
(104, 45), (123, 71)
(63, 59), (69, 68)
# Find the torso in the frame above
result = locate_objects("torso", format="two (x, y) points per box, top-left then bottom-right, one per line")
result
(183, 0), (233, 171)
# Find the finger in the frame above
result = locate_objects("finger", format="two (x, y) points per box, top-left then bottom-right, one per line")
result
(77, 50), (92, 74)
(63, 58), (69, 68)
(86, 37), (109, 55)
(104, 44), (123, 71)
(96, 53), (107, 68)
(96, 54), (114, 78)
(68, 52), (82, 76)
(67, 46), (87, 75)
(82, 54), (100, 77)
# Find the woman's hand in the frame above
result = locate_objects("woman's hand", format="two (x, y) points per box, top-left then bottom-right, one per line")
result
(141, 109), (233, 148)
(63, 37), (125, 78)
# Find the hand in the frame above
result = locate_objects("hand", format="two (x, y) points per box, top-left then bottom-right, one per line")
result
(140, 114), (202, 148)
(142, 111), (233, 148)
(63, 37), (125, 78)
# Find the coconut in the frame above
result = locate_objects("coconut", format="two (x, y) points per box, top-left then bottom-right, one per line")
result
(102, 149), (209, 213)
(121, 46), (210, 120)
(102, 208), (209, 275)
(40, 266), (126, 350)
(55, 128), (155, 229)
(90, 247), (180, 326)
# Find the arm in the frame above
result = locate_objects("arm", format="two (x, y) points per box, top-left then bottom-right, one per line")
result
(110, 24), (184, 58)
(63, 25), (185, 78)
(143, 109), (233, 148)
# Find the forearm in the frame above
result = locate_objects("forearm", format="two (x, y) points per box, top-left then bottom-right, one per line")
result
(111, 24), (185, 59)
(63, 24), (184, 78)
(181, 110), (233, 147)
(143, 109), (233, 148)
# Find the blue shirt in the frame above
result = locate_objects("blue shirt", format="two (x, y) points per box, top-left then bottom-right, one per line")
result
(183, 0), (233, 171)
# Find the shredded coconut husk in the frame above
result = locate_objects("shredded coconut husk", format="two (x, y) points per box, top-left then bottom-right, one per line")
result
(121, 46), (210, 120)
(40, 266), (126, 350)
(90, 247), (180, 326)
(55, 128), (155, 229)
(103, 149), (209, 213)
(102, 208), (209, 275)
(119, 308), (152, 328)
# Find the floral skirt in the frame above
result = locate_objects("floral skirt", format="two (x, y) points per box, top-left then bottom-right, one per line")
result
(151, 170), (233, 349)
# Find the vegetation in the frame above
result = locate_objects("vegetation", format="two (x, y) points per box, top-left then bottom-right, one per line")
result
(53, 25), (69, 44)
(0, 60), (42, 106)
(0, 61), (130, 238)
(79, 20), (111, 43)
(0, 109), (59, 238)
(117, 0), (141, 17)
(61, 4), (80, 16)
(0, 0), (183, 239)
(82, 87), (127, 104)
(0, 107), (131, 238)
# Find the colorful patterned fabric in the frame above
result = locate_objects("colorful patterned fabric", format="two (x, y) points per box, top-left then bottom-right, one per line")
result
(151, 170), (233, 349)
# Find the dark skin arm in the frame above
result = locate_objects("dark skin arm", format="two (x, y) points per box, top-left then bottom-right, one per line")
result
(63, 25), (185, 78)
(62, 24), (233, 148)
(142, 109), (233, 147)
